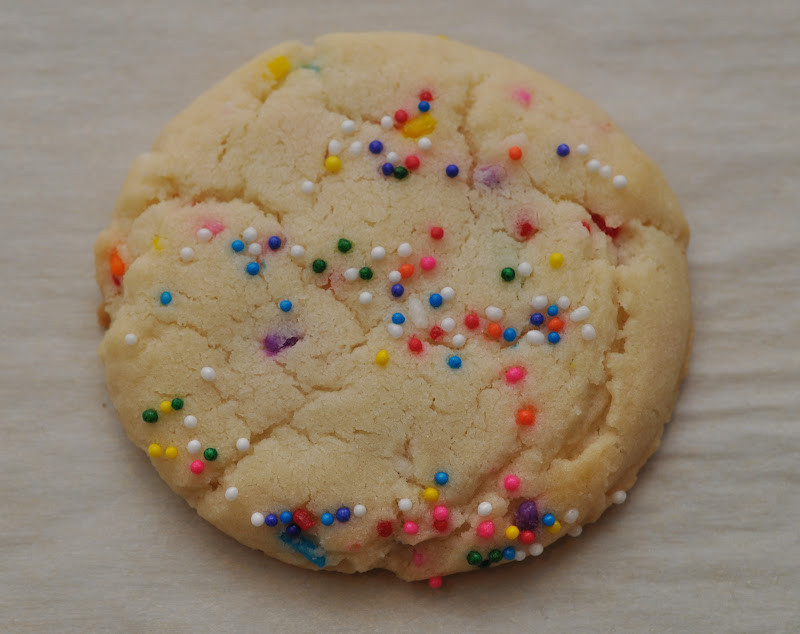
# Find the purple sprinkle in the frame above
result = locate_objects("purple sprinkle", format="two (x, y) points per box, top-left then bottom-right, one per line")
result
(514, 500), (539, 531)
(474, 164), (506, 188)
(264, 332), (302, 356)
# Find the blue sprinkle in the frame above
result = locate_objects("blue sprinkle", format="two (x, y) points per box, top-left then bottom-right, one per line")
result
(381, 162), (394, 176)
(445, 164), (459, 178)
(418, 100), (430, 112)
(286, 523), (301, 538)
(336, 507), (351, 522)
(503, 328), (517, 342)
(268, 235), (282, 250)
(391, 284), (404, 298)
(246, 262), (260, 275)
(547, 304), (559, 316)
(232, 239), (245, 252)
(548, 332), (561, 344)
(159, 291), (172, 306)
(280, 511), (293, 524)
(369, 140), (383, 154)
(320, 513), (334, 526)
(542, 513), (555, 527)
(279, 532), (326, 568)
(530, 312), (544, 326)
(503, 547), (516, 561)
(434, 471), (449, 485)
(279, 300), (292, 312)
(557, 143), (570, 157)
(265, 514), (278, 527)
(447, 355), (462, 369)
(391, 312), (406, 325)
(429, 293), (443, 308)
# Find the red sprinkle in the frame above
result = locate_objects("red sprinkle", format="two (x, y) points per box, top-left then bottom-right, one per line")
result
(405, 155), (420, 170)
(419, 89), (433, 101)
(408, 337), (423, 353)
(433, 519), (449, 532)
(464, 313), (480, 329)
(582, 220), (592, 232)
(293, 508), (315, 531)
(428, 576), (443, 589)
(395, 109), (409, 124)
(517, 220), (536, 239)
(589, 212), (621, 239)
(429, 326), (444, 340)
(430, 226), (444, 240)
(376, 520), (393, 537)
(519, 530), (535, 544)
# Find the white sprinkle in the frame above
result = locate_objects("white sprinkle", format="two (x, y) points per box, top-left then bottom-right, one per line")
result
(180, 247), (194, 262)
(517, 262), (532, 277)
(200, 366), (216, 381)
(250, 512), (265, 527)
(397, 243), (412, 257)
(328, 139), (342, 155)
(398, 498), (413, 512)
(440, 287), (455, 302)
(243, 227), (258, 242)
(529, 543), (544, 556)
(196, 228), (212, 242)
(248, 242), (262, 256)
(441, 317), (456, 332)
(386, 151), (400, 165)
(301, 180), (315, 194)
(407, 297), (428, 327)
(344, 267), (359, 281)
(371, 246), (386, 261)
(290, 245), (305, 258)
(581, 324), (597, 341)
(452, 334), (466, 348)
(124, 333), (138, 345)
(586, 159), (601, 173)
(564, 508), (580, 523)
(183, 415), (197, 429)
(224, 487), (238, 501)
(600, 165), (612, 179)
(187, 440), (202, 454)
(341, 119), (356, 134)
(349, 141), (362, 156)
(531, 295), (548, 310)
(570, 306), (590, 322)
(485, 306), (503, 321)
(577, 143), (589, 156)
(388, 270), (402, 283)
(613, 174), (628, 189)
(418, 137), (432, 151)
(236, 438), (250, 452)
(612, 490), (627, 504)
(380, 115), (393, 130)
(514, 550), (527, 561)
(387, 323), (404, 338)
(568, 526), (583, 537)
(557, 296), (571, 310)
(359, 291), (373, 305)
(353, 504), (367, 518)
(477, 502), (493, 516)
(525, 330), (545, 345)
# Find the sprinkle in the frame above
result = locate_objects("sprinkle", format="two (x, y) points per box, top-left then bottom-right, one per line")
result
(502, 547), (516, 561)
(445, 164), (459, 178)
(577, 143), (589, 156)
(600, 165), (612, 179)
(525, 330), (545, 345)
(402, 113), (436, 138)
(369, 140), (384, 154)
(251, 512), (265, 527)
(485, 306), (503, 321)
(353, 504), (367, 517)
(263, 236), (280, 251)
(517, 262), (532, 277)
(325, 156), (341, 172)
(391, 313), (406, 325)
(586, 159), (601, 173)
(380, 116), (393, 130)
(231, 239), (245, 252)
(398, 498), (413, 512)
(477, 501), (492, 516)
(266, 55), (290, 80)
(487, 323), (502, 339)
(447, 355), (462, 369)
(285, 523), (300, 538)
(556, 144), (570, 157)
(514, 550), (527, 562)
(386, 151), (400, 164)
(452, 334), (466, 348)
(548, 317), (564, 332)
(160, 291), (172, 305)
(246, 262), (260, 275)
(375, 349), (389, 365)
(159, 400), (172, 413)
(359, 292), (373, 305)
(189, 460), (204, 474)
(417, 100), (431, 113)
(429, 293), (443, 308)
(505, 366), (525, 383)
(337, 238), (352, 253)
(477, 521), (495, 538)
(349, 141), (362, 156)
(500, 267), (516, 282)
(200, 366), (216, 381)
(440, 287), (455, 301)
(418, 137), (432, 151)
(236, 438), (250, 451)
(530, 312), (545, 326)
(549, 253), (564, 268)
(359, 267), (373, 280)
(403, 521), (419, 535)
(397, 264), (413, 280)
(613, 174), (628, 189)
(547, 305), (559, 317)
(508, 146), (523, 161)
(336, 507), (351, 522)
(542, 513), (555, 527)
(147, 443), (162, 458)
(301, 180), (315, 194)
(464, 314), (480, 329)
(397, 242), (412, 257)
(581, 324), (597, 340)
(405, 155), (421, 170)
(420, 256), (436, 271)
(377, 520), (393, 537)
(441, 317), (455, 332)
(467, 551), (482, 566)
(180, 247), (194, 261)
(547, 521), (562, 534)
(408, 337), (423, 353)
(505, 525), (520, 540)
(312, 259), (327, 273)
(570, 306), (590, 321)
(249, 243), (262, 256)
(293, 509), (315, 531)
(196, 228), (212, 241)
(503, 328), (517, 342)
(504, 474), (521, 491)
(387, 324), (403, 338)
(434, 471), (449, 485)
(187, 439), (201, 454)
(344, 267), (359, 281)
(531, 295), (548, 310)
(339, 118), (357, 134)
(239, 227), (257, 243)
(428, 576), (443, 589)
(320, 513), (334, 526)
(280, 511), (293, 524)
(381, 162), (394, 176)
(371, 246), (386, 261)
(548, 332), (561, 344)
(164, 446), (177, 459)
(612, 490), (627, 504)
(265, 514), (278, 526)
(391, 284), (404, 297)
(569, 526), (583, 537)
(394, 109), (409, 124)
(276, 300), (292, 313)
(225, 487), (238, 501)
(394, 166), (409, 181)
(529, 543), (544, 556)
(516, 409), (536, 426)
(423, 487), (439, 502)
(290, 245), (305, 257)
(183, 415), (197, 428)
(124, 333), (138, 345)
(519, 530), (535, 544)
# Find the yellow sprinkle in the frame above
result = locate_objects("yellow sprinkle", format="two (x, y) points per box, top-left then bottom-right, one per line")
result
(164, 446), (178, 459)
(325, 156), (342, 172)
(266, 55), (291, 80)
(547, 520), (562, 534)
(549, 252), (564, 269)
(147, 443), (162, 458)
(422, 487), (439, 503)
(375, 349), (389, 366)
(402, 113), (436, 138)
(153, 235), (163, 251)
(159, 400), (172, 413)
(505, 525), (520, 540)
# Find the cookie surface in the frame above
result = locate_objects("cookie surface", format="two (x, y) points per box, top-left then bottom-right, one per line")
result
(95, 32), (691, 581)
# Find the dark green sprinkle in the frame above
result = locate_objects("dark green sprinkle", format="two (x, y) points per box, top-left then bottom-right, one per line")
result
(203, 447), (218, 461)
(312, 259), (327, 273)
(142, 409), (158, 423)
(488, 549), (503, 563)
(500, 267), (516, 282)
(171, 398), (184, 410)
(393, 166), (409, 180)
(479, 559), (491, 568)
(359, 267), (373, 280)
(337, 238), (352, 253)
(466, 550), (482, 566)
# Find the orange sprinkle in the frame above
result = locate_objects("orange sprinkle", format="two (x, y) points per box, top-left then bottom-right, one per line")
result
(487, 323), (502, 339)
(548, 317), (564, 332)
(516, 409), (537, 426)
(399, 263), (415, 279)
(508, 146), (523, 161)
(109, 248), (125, 276)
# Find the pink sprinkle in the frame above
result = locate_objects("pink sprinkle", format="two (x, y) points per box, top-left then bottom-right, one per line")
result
(477, 520), (495, 538)
(204, 220), (225, 235)
(428, 576), (443, 589)
(512, 88), (531, 107)
(420, 256), (436, 271)
(189, 460), (204, 474)
(413, 550), (424, 566)
(504, 474), (521, 491)
(433, 505), (449, 521)
(404, 521), (419, 535)
(505, 366), (526, 383)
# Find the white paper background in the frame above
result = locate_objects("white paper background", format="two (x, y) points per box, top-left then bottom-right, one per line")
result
(1, 1), (798, 631)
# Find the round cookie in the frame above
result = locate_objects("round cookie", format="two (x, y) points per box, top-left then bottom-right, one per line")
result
(95, 32), (691, 582)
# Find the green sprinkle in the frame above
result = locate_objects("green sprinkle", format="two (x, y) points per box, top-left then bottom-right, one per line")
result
(142, 409), (158, 423)
(359, 267), (373, 280)
(171, 398), (184, 410)
(500, 267), (516, 282)
(337, 238), (352, 253)
(488, 548), (503, 563)
(466, 551), (482, 566)
(203, 448), (218, 461)
(312, 259), (327, 273)
(393, 166), (409, 180)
